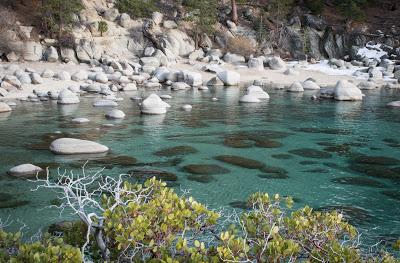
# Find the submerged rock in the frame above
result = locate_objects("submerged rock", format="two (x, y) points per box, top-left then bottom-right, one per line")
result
(352, 155), (400, 166)
(332, 177), (385, 188)
(257, 173), (289, 179)
(187, 174), (215, 183)
(289, 148), (332, 159)
(214, 155), (264, 169)
(154, 146), (198, 157)
(292, 127), (351, 135)
(183, 164), (230, 175)
(223, 136), (253, 148)
(229, 200), (250, 209)
(259, 165), (289, 176)
(381, 190), (400, 201)
(127, 168), (177, 181)
(253, 139), (282, 148)
(271, 154), (293, 160)
(316, 205), (372, 225)
(50, 138), (109, 155)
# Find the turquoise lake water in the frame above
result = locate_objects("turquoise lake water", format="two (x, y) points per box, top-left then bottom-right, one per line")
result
(0, 86), (399, 248)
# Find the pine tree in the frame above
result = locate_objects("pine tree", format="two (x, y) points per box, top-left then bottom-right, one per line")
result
(41, 0), (83, 40)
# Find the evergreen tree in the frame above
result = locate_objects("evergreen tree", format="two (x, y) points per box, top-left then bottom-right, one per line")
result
(41, 0), (83, 40)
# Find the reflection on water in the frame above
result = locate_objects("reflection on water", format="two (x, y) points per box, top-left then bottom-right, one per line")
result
(0, 86), (400, 247)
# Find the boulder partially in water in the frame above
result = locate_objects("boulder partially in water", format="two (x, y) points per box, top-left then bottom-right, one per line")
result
(50, 138), (109, 155)
(245, 85), (270, 99)
(333, 80), (363, 101)
(217, 70), (240, 86)
(0, 102), (12, 113)
(57, 89), (80, 105)
(141, 94), (170, 115)
(105, 109), (126, 119)
(8, 164), (43, 178)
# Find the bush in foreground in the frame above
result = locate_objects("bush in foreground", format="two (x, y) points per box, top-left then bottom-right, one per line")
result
(1, 168), (398, 262)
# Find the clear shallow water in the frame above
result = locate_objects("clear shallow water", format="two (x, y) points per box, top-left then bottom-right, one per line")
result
(0, 86), (399, 248)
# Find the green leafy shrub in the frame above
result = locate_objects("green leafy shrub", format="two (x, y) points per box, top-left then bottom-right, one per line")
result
(0, 230), (82, 262)
(29, 173), (400, 262)
(115, 0), (157, 18)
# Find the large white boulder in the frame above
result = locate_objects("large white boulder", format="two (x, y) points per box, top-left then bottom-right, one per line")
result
(30, 73), (43, 84)
(369, 67), (383, 79)
(172, 82), (190, 90)
(269, 56), (286, 70)
(223, 53), (245, 64)
(140, 57), (161, 68)
(154, 67), (170, 82)
(239, 94), (261, 103)
(57, 89), (80, 104)
(246, 85), (269, 99)
(0, 102), (12, 113)
(183, 71), (202, 86)
(56, 71), (71, 81)
(119, 13), (132, 28)
(333, 80), (363, 101)
(105, 109), (126, 119)
(8, 164), (43, 177)
(248, 57), (264, 70)
(45, 46), (59, 62)
(287, 82), (304, 92)
(122, 83), (137, 91)
(18, 73), (32, 84)
(302, 80), (320, 90)
(152, 11), (163, 25)
(358, 81), (377, 90)
(50, 138), (109, 155)
(95, 73), (108, 84)
(72, 71), (88, 82)
(41, 69), (55, 78)
(217, 70), (240, 86)
(141, 93), (170, 115)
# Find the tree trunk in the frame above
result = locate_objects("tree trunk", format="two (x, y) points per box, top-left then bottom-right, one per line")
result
(231, 0), (238, 24)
